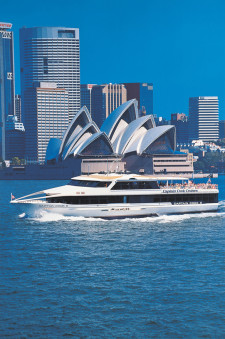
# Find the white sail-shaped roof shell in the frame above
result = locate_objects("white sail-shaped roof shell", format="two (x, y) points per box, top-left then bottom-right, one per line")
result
(124, 125), (176, 155)
(71, 132), (114, 156)
(101, 99), (138, 144)
(114, 115), (155, 155)
(62, 122), (99, 160)
(59, 106), (91, 157)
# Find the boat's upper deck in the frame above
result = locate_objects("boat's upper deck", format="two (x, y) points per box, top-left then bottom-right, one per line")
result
(69, 173), (218, 191)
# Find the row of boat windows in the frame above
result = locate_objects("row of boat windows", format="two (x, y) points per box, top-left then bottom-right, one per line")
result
(68, 180), (159, 189)
(111, 181), (159, 190)
(47, 194), (218, 205)
(68, 180), (112, 187)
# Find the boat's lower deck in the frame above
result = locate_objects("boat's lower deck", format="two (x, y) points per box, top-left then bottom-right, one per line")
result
(12, 201), (219, 219)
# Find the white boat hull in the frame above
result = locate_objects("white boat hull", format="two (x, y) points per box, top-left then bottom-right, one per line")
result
(13, 201), (219, 219)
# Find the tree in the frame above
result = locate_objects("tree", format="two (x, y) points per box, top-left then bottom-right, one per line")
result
(11, 157), (21, 166)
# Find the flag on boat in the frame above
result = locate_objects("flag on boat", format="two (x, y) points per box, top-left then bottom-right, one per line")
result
(11, 193), (15, 200)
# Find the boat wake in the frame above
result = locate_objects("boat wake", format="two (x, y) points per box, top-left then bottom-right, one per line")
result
(24, 211), (106, 223)
(19, 209), (225, 224)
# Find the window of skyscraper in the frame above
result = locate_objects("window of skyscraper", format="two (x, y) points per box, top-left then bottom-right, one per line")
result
(58, 30), (75, 38)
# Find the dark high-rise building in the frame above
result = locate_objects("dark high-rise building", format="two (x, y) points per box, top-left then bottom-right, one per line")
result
(15, 94), (21, 122)
(91, 84), (127, 127)
(171, 113), (189, 144)
(5, 116), (25, 160)
(123, 83), (153, 116)
(20, 26), (80, 125)
(81, 84), (96, 115)
(154, 115), (170, 126)
(0, 22), (15, 160)
(219, 120), (225, 139)
(189, 96), (219, 141)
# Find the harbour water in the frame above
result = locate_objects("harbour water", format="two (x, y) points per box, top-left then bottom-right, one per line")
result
(1, 176), (225, 337)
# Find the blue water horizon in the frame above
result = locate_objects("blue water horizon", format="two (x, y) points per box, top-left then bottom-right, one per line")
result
(1, 175), (225, 337)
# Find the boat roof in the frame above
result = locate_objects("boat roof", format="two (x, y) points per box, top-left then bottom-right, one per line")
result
(71, 173), (189, 181)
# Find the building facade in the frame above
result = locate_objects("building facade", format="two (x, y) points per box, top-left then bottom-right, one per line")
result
(80, 84), (96, 115)
(219, 120), (225, 139)
(20, 26), (80, 125)
(189, 96), (219, 141)
(0, 22), (15, 160)
(6, 115), (24, 131)
(171, 113), (189, 144)
(91, 84), (127, 127)
(25, 82), (69, 163)
(15, 94), (21, 122)
(123, 83), (153, 116)
(5, 115), (25, 160)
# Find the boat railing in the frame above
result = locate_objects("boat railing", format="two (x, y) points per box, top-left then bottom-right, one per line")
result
(16, 199), (46, 204)
(159, 183), (218, 190)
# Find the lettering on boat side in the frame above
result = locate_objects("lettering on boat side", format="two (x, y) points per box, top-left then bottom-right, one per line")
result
(112, 208), (130, 211)
(172, 201), (202, 205)
(162, 189), (198, 193)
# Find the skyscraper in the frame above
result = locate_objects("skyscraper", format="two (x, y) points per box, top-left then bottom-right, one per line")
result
(25, 82), (69, 163)
(189, 96), (219, 141)
(219, 120), (225, 139)
(5, 116), (25, 160)
(20, 26), (80, 124)
(171, 113), (189, 144)
(80, 84), (96, 115)
(123, 83), (153, 116)
(0, 22), (15, 160)
(15, 94), (21, 122)
(91, 84), (127, 127)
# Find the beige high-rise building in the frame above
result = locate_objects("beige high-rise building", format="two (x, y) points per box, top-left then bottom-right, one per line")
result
(25, 82), (69, 163)
(90, 83), (127, 127)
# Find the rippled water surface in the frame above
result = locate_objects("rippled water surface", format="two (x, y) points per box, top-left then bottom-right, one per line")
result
(1, 176), (225, 337)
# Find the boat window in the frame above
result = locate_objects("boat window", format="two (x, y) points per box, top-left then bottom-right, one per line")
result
(68, 180), (112, 187)
(111, 181), (159, 190)
(47, 195), (124, 204)
(47, 192), (218, 205)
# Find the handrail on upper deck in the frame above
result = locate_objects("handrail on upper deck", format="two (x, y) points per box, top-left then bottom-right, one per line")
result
(159, 183), (218, 190)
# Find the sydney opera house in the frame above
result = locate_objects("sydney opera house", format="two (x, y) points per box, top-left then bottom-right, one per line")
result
(45, 99), (193, 175)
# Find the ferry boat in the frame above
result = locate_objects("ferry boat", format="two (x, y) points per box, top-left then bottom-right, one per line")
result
(10, 173), (219, 219)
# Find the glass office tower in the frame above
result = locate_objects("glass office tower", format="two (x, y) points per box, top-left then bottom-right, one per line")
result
(20, 27), (80, 125)
(123, 83), (153, 116)
(0, 22), (15, 160)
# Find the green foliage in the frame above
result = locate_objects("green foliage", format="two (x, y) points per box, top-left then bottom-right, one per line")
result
(11, 157), (21, 165)
(194, 151), (225, 172)
(215, 139), (225, 147)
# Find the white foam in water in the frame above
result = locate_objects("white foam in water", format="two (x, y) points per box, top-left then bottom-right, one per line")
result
(29, 211), (105, 223)
(219, 200), (225, 208)
(157, 212), (221, 224)
(18, 212), (26, 219)
(24, 209), (225, 224)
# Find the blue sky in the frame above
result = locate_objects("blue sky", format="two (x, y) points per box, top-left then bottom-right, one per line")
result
(2, 0), (225, 119)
